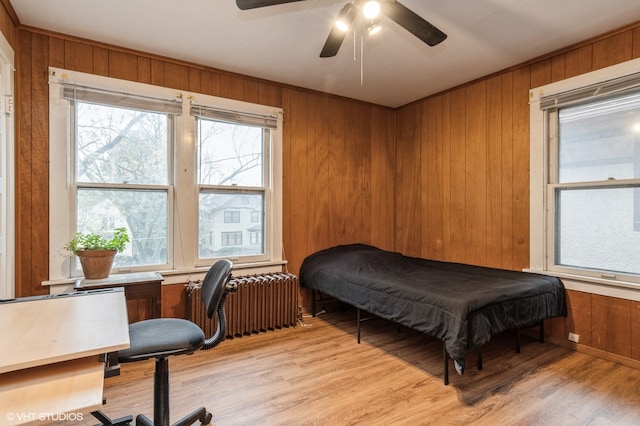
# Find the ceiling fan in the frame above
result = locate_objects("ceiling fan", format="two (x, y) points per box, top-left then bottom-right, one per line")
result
(236, 0), (447, 58)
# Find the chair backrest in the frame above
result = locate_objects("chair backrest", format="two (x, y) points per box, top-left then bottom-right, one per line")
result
(201, 259), (234, 320)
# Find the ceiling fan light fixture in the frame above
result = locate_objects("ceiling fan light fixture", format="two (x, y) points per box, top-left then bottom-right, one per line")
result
(362, 1), (381, 20)
(335, 3), (357, 32)
(365, 18), (382, 35)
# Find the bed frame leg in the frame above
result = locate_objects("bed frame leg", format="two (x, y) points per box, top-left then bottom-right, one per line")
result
(443, 341), (449, 385)
(515, 321), (545, 353)
(477, 348), (483, 370)
(357, 308), (361, 344)
(312, 290), (317, 317)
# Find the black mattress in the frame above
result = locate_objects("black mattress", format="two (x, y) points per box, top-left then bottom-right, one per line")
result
(300, 244), (567, 368)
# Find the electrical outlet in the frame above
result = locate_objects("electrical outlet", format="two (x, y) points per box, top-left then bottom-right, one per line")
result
(568, 332), (580, 343)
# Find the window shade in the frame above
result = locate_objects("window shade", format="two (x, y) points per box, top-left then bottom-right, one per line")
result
(190, 104), (278, 129)
(540, 71), (640, 110)
(62, 84), (183, 115)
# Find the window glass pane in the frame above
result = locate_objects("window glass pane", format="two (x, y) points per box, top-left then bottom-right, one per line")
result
(558, 91), (640, 183)
(77, 188), (168, 267)
(76, 102), (169, 185)
(556, 187), (640, 275)
(198, 119), (264, 186)
(199, 192), (264, 258)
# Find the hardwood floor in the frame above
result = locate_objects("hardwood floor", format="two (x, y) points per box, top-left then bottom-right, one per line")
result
(67, 309), (640, 425)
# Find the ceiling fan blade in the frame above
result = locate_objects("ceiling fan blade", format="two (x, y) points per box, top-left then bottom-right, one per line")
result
(320, 24), (350, 58)
(319, 3), (355, 58)
(236, 0), (306, 10)
(382, 1), (447, 46)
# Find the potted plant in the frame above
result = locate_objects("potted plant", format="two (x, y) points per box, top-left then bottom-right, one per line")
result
(65, 227), (130, 279)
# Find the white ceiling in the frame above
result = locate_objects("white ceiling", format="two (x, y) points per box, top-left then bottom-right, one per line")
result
(11, 0), (640, 107)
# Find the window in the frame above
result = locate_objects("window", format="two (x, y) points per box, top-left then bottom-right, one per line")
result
(70, 92), (175, 271)
(530, 58), (640, 288)
(193, 104), (274, 262)
(48, 68), (283, 280)
(0, 31), (14, 299)
(250, 230), (262, 245)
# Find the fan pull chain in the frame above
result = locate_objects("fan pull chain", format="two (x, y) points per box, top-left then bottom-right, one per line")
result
(353, 25), (357, 61)
(360, 35), (364, 86)
(354, 14), (363, 86)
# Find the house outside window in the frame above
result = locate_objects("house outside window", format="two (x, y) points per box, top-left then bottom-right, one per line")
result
(48, 68), (283, 280)
(529, 58), (640, 290)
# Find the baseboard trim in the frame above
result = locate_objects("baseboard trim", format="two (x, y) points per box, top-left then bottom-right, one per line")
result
(544, 335), (640, 370)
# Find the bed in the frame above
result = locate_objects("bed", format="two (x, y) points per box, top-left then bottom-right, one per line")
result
(299, 244), (567, 384)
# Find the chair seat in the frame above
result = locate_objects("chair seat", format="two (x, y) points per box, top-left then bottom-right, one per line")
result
(118, 318), (205, 362)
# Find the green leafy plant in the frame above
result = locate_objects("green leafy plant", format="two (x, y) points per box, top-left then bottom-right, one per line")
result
(65, 227), (130, 255)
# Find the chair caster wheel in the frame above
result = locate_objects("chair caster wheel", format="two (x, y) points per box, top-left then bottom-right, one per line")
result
(200, 411), (212, 425)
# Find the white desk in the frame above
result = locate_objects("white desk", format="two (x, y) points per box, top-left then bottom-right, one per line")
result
(0, 288), (130, 425)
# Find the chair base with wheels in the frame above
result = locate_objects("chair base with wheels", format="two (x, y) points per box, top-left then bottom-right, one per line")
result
(92, 260), (235, 426)
(131, 357), (211, 426)
(91, 410), (133, 426)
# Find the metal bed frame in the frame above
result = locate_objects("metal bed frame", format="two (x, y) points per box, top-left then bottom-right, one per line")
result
(311, 289), (545, 385)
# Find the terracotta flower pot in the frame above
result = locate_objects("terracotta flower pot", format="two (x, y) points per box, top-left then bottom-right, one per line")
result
(77, 249), (117, 279)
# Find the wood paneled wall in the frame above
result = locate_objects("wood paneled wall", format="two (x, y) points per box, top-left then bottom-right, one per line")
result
(14, 29), (396, 298)
(0, 0), (17, 48)
(282, 89), (396, 279)
(393, 63), (531, 269)
(394, 24), (640, 269)
(550, 289), (640, 367)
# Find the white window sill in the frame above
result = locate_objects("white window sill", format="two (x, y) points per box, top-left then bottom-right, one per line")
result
(43, 260), (288, 292)
(524, 268), (640, 302)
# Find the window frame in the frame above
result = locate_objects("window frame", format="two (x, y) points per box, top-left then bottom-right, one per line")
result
(0, 31), (14, 299)
(529, 57), (640, 295)
(70, 94), (176, 274)
(48, 67), (284, 282)
(191, 101), (275, 264)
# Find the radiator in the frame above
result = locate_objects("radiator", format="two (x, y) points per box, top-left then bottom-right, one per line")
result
(186, 272), (299, 338)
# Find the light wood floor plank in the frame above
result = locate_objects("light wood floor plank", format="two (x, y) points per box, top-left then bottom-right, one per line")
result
(54, 309), (640, 425)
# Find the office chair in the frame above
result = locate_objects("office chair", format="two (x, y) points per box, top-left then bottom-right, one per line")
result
(92, 259), (235, 426)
